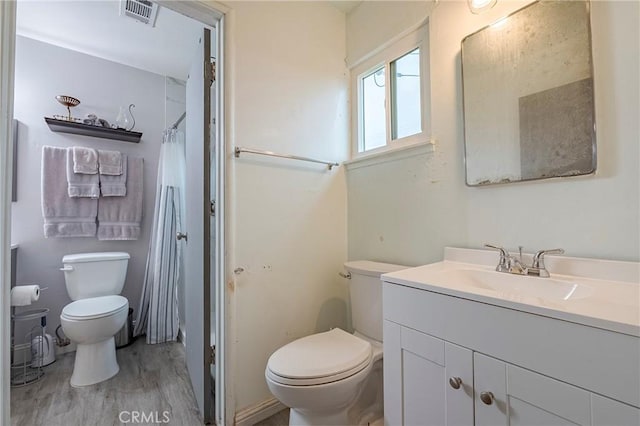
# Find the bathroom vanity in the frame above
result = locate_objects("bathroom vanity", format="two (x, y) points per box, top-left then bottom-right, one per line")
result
(382, 248), (640, 425)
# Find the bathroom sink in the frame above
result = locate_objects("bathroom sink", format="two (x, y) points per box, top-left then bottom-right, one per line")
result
(382, 247), (640, 336)
(428, 268), (593, 302)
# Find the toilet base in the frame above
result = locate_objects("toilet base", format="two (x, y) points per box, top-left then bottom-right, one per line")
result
(285, 360), (383, 426)
(290, 408), (349, 426)
(70, 337), (120, 387)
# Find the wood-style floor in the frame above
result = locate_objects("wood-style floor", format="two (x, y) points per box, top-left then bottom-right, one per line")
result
(11, 338), (202, 426)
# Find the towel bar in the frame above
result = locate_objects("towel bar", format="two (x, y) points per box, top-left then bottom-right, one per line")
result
(234, 147), (339, 170)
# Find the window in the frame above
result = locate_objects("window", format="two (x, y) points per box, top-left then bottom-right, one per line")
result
(352, 25), (430, 157)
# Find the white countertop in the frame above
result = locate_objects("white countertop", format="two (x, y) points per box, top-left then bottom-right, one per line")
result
(382, 248), (640, 337)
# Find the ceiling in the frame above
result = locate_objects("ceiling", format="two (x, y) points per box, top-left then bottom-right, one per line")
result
(16, 1), (205, 80)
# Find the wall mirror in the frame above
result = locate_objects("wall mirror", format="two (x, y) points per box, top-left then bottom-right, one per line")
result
(461, 0), (595, 186)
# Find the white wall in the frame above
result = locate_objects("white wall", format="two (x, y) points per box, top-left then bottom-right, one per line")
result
(346, 0), (436, 67)
(228, 1), (349, 412)
(347, 0), (639, 265)
(11, 36), (165, 337)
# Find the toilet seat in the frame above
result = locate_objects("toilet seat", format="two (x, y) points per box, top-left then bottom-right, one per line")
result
(266, 328), (372, 386)
(61, 295), (128, 321)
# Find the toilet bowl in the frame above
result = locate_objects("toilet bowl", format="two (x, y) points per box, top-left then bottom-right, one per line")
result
(265, 261), (407, 425)
(266, 328), (383, 425)
(59, 252), (130, 387)
(61, 295), (128, 386)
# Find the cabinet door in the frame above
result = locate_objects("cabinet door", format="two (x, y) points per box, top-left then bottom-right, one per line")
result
(475, 353), (591, 426)
(592, 394), (640, 426)
(384, 321), (473, 426)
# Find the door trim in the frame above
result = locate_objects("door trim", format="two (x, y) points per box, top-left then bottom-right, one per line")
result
(0, 1), (230, 425)
(0, 2), (16, 425)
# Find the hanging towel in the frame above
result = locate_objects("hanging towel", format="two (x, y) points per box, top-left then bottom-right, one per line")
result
(67, 148), (100, 198)
(97, 157), (143, 240)
(100, 154), (128, 197)
(72, 146), (99, 174)
(41, 146), (97, 238)
(98, 149), (123, 175)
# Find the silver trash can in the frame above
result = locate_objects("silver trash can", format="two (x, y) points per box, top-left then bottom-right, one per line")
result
(115, 308), (134, 349)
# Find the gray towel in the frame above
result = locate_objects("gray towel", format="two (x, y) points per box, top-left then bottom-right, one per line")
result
(100, 154), (127, 197)
(41, 146), (97, 238)
(67, 149), (100, 198)
(98, 149), (123, 175)
(97, 157), (143, 240)
(72, 146), (98, 174)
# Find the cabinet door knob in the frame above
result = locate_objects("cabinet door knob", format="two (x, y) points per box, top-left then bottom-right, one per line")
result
(448, 377), (462, 389)
(176, 232), (188, 242)
(480, 391), (494, 405)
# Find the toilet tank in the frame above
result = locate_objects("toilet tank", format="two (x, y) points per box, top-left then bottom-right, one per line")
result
(345, 261), (408, 342)
(62, 252), (130, 300)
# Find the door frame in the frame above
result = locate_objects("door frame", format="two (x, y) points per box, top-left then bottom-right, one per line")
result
(0, 1), (232, 425)
(0, 2), (16, 425)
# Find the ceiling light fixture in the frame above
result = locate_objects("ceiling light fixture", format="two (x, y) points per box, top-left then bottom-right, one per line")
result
(468, 0), (497, 14)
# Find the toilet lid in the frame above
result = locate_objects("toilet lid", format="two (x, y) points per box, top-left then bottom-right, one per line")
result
(266, 328), (372, 386)
(61, 295), (128, 320)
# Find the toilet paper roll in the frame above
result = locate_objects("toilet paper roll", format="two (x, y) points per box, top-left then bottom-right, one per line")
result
(10, 285), (40, 306)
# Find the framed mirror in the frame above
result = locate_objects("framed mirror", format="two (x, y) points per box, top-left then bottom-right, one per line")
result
(462, 1), (596, 186)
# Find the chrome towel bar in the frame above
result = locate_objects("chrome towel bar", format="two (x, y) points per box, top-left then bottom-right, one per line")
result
(234, 147), (339, 170)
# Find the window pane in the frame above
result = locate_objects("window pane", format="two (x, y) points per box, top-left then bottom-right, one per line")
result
(392, 48), (421, 140)
(362, 67), (386, 151)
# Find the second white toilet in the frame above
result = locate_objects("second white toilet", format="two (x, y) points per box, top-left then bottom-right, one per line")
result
(59, 252), (130, 387)
(266, 260), (407, 425)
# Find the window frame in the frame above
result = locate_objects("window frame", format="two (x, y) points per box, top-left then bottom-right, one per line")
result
(351, 24), (431, 159)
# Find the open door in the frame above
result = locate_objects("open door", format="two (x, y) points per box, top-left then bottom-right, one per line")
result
(184, 28), (213, 423)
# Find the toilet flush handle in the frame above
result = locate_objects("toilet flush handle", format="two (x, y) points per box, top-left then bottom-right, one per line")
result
(59, 266), (74, 272)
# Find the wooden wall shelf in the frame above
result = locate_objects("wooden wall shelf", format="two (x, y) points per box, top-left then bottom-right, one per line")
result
(44, 117), (142, 143)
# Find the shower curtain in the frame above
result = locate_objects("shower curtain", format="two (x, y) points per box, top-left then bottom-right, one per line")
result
(134, 129), (186, 344)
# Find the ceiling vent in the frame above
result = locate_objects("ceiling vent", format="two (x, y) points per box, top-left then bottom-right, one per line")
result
(120, 0), (159, 27)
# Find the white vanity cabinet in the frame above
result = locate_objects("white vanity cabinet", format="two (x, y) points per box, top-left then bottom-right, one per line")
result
(384, 321), (473, 425)
(382, 281), (640, 426)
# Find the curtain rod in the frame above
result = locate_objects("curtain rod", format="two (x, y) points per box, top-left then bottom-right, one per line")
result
(171, 112), (186, 129)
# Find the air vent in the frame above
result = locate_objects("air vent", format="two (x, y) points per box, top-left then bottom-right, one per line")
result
(120, 0), (159, 27)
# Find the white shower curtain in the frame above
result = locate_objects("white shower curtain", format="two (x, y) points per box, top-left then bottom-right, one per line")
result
(134, 129), (186, 344)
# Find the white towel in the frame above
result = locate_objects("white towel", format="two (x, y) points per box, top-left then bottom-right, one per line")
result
(72, 146), (98, 174)
(100, 154), (128, 197)
(67, 148), (100, 198)
(97, 157), (143, 240)
(41, 146), (97, 238)
(98, 149), (123, 175)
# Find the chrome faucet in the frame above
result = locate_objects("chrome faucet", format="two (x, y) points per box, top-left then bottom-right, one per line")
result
(484, 244), (564, 278)
(529, 248), (565, 278)
(484, 244), (527, 275)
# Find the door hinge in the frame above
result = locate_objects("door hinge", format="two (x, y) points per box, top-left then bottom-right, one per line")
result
(210, 200), (216, 217)
(210, 345), (216, 365)
(211, 61), (216, 82)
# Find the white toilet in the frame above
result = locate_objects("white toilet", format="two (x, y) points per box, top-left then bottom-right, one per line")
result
(265, 261), (407, 425)
(59, 252), (130, 387)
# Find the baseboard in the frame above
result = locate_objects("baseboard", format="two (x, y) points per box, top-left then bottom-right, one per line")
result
(234, 397), (287, 426)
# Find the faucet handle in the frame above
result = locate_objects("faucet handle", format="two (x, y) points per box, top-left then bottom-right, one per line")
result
(484, 244), (509, 271)
(532, 248), (565, 269)
(484, 244), (508, 256)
